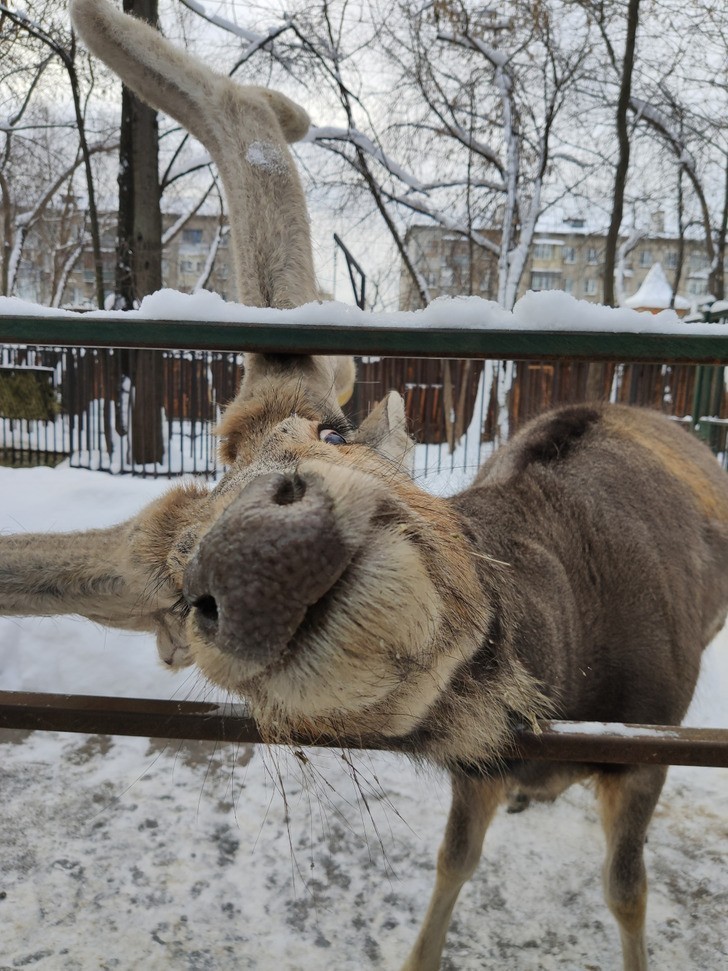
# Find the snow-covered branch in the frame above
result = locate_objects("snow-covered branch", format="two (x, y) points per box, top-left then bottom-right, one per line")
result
(177, 0), (267, 44)
(630, 97), (699, 181)
(194, 224), (227, 292)
(306, 126), (426, 191)
(614, 227), (645, 307)
(313, 139), (501, 258)
(437, 30), (510, 71)
(630, 94), (715, 269)
(178, 0), (296, 74)
(51, 235), (86, 308)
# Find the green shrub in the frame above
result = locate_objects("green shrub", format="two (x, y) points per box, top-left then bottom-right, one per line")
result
(0, 368), (60, 421)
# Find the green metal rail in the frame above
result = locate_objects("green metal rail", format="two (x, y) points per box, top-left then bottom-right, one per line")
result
(2, 312), (728, 362)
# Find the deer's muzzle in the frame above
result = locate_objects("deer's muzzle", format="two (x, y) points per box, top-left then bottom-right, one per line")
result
(183, 470), (352, 670)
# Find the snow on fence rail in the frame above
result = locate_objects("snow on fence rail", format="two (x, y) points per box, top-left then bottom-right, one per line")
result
(2, 305), (728, 360)
(3, 300), (728, 476)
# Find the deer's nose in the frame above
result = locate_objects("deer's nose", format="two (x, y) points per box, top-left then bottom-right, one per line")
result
(183, 470), (350, 671)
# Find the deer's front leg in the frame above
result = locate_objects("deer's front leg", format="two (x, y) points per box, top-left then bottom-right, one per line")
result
(401, 774), (505, 971)
(0, 482), (209, 667)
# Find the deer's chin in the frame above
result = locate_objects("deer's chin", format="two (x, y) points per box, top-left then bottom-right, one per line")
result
(153, 611), (196, 669)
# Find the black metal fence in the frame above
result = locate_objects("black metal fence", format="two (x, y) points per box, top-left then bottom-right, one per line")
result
(2, 342), (727, 477)
(1, 690), (726, 767)
(0, 344), (242, 476)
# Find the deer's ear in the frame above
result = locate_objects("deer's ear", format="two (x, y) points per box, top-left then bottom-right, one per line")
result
(332, 356), (356, 406)
(254, 87), (311, 143)
(353, 392), (414, 471)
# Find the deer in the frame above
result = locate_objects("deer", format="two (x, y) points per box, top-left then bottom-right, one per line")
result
(0, 3), (726, 970)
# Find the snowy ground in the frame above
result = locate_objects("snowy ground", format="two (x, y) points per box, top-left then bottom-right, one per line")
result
(0, 465), (726, 971)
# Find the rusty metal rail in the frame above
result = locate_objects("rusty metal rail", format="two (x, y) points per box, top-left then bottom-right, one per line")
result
(1, 691), (726, 768)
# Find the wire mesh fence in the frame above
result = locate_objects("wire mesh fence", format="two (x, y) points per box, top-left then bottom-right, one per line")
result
(0, 345), (242, 476)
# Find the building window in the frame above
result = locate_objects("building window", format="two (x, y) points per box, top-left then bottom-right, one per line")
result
(664, 251), (678, 269)
(533, 243), (553, 260)
(584, 278), (597, 296)
(182, 228), (203, 245)
(180, 260), (193, 273)
(530, 271), (561, 290)
(563, 246), (576, 264)
(639, 249), (652, 267)
(564, 278), (574, 294)
(586, 247), (599, 265)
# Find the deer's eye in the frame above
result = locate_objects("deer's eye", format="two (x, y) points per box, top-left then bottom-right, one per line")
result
(319, 428), (347, 446)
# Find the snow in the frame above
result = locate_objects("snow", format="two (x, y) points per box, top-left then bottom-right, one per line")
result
(623, 262), (691, 311)
(549, 722), (679, 738)
(245, 141), (288, 175)
(2, 287), (727, 336)
(0, 463), (726, 969)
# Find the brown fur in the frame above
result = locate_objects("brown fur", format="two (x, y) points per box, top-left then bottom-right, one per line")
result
(177, 401), (728, 970)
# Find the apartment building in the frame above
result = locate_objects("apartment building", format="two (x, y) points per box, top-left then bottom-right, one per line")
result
(400, 214), (716, 310)
(13, 211), (233, 308)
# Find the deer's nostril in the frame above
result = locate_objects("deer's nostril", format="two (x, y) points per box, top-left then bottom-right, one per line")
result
(191, 594), (219, 634)
(273, 472), (307, 506)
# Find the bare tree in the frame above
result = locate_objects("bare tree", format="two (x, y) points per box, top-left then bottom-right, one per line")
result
(181, 0), (590, 310)
(115, 0), (163, 308)
(599, 0), (642, 308)
(1, 1), (109, 307)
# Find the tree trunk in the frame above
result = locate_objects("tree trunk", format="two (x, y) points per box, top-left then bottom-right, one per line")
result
(603, 0), (641, 308)
(712, 155), (728, 302)
(0, 169), (11, 296)
(671, 165), (685, 307)
(117, 0), (164, 466)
